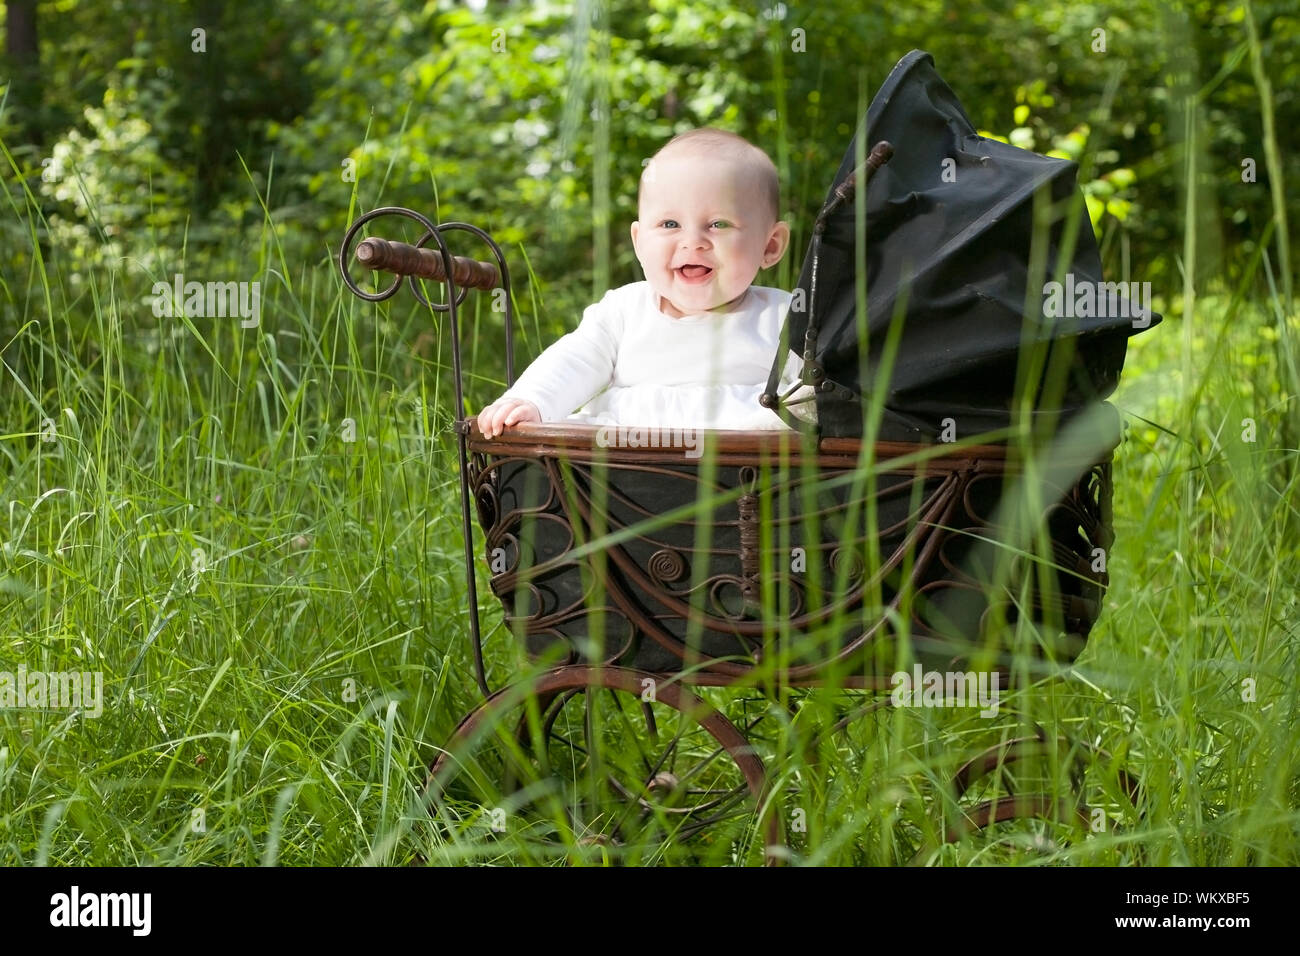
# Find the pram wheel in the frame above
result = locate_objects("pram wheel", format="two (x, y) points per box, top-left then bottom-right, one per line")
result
(426, 665), (785, 865)
(907, 727), (1143, 864)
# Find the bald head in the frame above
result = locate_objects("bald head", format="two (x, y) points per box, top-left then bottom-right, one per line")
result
(639, 128), (780, 225)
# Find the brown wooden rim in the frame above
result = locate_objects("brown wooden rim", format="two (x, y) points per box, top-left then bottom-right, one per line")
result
(461, 419), (1008, 464)
(459, 420), (1121, 473)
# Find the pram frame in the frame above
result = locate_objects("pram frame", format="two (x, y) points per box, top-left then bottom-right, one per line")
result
(339, 204), (1134, 864)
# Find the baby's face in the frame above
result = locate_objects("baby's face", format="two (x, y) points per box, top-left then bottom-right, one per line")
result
(631, 153), (788, 317)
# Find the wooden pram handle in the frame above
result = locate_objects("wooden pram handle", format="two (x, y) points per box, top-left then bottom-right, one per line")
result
(354, 236), (500, 290)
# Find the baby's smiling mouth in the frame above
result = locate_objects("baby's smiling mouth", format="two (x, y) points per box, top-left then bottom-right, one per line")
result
(677, 264), (713, 280)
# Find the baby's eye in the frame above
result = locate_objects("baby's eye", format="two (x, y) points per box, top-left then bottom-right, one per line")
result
(659, 219), (679, 229)
(711, 221), (730, 229)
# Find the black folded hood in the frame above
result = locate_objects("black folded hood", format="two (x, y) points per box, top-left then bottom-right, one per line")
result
(766, 50), (1160, 441)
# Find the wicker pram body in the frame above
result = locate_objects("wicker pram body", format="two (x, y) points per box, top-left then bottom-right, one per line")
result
(465, 421), (1115, 681)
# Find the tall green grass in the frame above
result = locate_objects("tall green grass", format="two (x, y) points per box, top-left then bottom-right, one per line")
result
(1, 10), (1297, 866)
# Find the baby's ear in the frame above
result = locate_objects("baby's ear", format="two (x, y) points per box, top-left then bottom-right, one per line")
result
(629, 220), (640, 246)
(763, 220), (791, 267)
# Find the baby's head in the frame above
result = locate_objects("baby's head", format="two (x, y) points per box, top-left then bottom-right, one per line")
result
(631, 128), (790, 318)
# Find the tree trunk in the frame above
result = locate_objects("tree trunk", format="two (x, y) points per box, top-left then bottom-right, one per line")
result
(5, 0), (42, 146)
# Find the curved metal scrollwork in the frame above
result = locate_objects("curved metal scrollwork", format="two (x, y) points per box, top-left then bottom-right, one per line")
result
(466, 427), (1116, 685)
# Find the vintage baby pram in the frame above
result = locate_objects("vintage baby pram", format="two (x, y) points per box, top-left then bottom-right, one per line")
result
(340, 50), (1158, 863)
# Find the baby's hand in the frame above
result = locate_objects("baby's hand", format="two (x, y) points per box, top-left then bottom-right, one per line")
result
(477, 398), (541, 438)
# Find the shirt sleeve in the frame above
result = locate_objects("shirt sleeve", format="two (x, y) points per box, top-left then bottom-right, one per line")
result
(497, 290), (623, 422)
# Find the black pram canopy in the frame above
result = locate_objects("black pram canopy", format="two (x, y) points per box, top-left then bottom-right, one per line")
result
(766, 50), (1160, 441)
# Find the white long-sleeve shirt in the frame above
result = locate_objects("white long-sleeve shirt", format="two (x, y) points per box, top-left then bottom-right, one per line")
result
(499, 281), (814, 430)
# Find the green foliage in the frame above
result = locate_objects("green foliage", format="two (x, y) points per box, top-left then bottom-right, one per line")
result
(38, 66), (190, 274)
(6, 0), (1297, 340)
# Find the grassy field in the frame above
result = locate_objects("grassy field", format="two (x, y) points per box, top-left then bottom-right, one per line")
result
(1, 204), (1296, 865)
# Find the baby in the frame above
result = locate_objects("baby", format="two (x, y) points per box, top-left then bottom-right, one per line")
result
(476, 127), (812, 437)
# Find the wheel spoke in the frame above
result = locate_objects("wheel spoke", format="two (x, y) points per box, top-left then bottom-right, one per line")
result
(606, 687), (656, 776)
